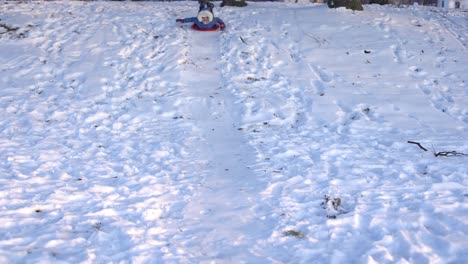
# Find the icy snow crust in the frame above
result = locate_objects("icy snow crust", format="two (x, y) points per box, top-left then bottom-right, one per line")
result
(0, 1), (467, 263)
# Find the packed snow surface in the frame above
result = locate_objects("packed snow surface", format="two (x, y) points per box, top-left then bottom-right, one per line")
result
(0, 1), (467, 263)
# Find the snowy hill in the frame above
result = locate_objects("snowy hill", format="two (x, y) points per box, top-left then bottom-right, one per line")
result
(0, 1), (467, 263)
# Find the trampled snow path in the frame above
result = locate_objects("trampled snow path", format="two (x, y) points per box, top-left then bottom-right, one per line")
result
(219, 4), (467, 262)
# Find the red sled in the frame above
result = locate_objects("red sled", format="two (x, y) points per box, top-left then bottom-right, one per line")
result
(191, 23), (220, 31)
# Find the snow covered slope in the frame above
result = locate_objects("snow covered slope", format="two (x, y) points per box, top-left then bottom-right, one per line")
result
(0, 1), (467, 263)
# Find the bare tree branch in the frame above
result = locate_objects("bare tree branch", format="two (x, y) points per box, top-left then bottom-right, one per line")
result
(434, 151), (468, 157)
(408, 141), (428, 151)
(408, 141), (467, 157)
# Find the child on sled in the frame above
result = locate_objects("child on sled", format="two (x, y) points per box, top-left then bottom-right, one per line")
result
(176, 0), (226, 31)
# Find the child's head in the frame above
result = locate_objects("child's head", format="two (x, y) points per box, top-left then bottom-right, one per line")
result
(197, 10), (213, 24)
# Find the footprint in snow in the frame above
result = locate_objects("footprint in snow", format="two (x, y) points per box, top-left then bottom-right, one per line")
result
(390, 44), (406, 63)
(408, 66), (427, 77)
(311, 80), (326, 96)
(417, 84), (431, 95)
(309, 64), (332, 83)
(434, 56), (446, 68)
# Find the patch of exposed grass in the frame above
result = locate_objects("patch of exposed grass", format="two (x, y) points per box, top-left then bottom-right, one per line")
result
(0, 23), (32, 39)
(283, 230), (306, 239)
(0, 23), (19, 33)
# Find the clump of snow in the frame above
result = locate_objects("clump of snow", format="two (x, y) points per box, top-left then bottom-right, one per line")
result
(0, 1), (467, 263)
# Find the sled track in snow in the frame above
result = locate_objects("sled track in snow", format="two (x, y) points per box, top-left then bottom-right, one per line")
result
(169, 19), (272, 262)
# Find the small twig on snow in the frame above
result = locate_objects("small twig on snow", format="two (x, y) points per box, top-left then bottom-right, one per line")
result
(434, 151), (468, 157)
(407, 141), (428, 151)
(240, 36), (248, 45)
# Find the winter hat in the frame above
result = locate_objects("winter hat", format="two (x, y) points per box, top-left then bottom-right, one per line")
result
(197, 9), (213, 24)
